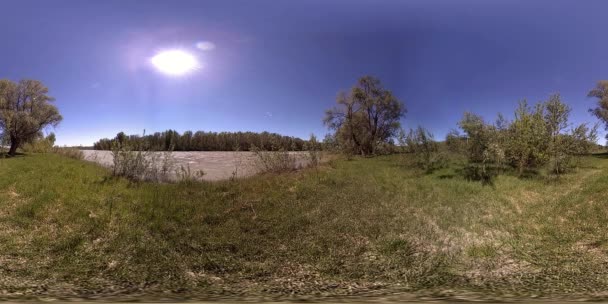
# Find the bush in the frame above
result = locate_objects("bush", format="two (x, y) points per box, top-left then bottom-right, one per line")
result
(110, 133), (175, 182)
(305, 134), (322, 168)
(175, 164), (205, 183)
(53, 147), (84, 160)
(462, 163), (499, 186)
(21, 133), (56, 153)
(398, 126), (446, 173)
(251, 144), (299, 173)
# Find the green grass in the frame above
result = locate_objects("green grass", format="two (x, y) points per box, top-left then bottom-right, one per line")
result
(1, 153), (608, 300)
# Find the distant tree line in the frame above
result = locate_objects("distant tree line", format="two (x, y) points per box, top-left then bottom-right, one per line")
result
(93, 130), (310, 151)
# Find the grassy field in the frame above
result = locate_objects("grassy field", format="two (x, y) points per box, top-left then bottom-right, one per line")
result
(1, 153), (608, 300)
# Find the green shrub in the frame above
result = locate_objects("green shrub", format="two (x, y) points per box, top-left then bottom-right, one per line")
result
(399, 126), (446, 173)
(250, 144), (299, 173)
(21, 133), (56, 153)
(109, 132), (175, 182)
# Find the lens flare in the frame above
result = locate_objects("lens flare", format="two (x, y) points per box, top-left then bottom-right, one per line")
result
(151, 50), (199, 76)
(196, 41), (216, 51)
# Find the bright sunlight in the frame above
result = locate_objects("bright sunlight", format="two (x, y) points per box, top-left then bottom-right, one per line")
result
(150, 50), (200, 76)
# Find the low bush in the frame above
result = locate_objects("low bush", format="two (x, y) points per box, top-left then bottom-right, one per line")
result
(21, 133), (57, 153)
(110, 138), (175, 182)
(462, 163), (499, 185)
(399, 126), (446, 173)
(175, 164), (206, 183)
(251, 144), (299, 173)
(53, 147), (84, 160)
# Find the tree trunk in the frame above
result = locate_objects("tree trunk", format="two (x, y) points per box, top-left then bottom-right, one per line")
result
(518, 160), (525, 176)
(8, 137), (19, 156)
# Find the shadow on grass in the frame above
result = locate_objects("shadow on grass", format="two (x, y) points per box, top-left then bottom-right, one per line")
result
(455, 164), (499, 187)
(592, 152), (608, 159)
(0, 152), (26, 158)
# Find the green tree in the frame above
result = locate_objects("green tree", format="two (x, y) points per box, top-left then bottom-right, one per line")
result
(505, 101), (549, 175)
(458, 112), (491, 163)
(324, 76), (406, 155)
(568, 123), (599, 156)
(444, 129), (467, 156)
(588, 80), (608, 138)
(399, 126), (443, 172)
(46, 132), (56, 146)
(544, 94), (571, 174)
(21, 132), (57, 153)
(0, 79), (62, 156)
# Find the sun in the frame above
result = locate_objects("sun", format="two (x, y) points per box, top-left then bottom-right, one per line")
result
(151, 50), (200, 76)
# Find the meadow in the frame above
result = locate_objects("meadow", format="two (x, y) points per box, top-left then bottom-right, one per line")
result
(1, 152), (608, 301)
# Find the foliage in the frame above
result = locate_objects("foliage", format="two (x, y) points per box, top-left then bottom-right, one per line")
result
(458, 112), (494, 163)
(505, 101), (550, 175)
(457, 94), (598, 179)
(109, 132), (175, 182)
(399, 126), (445, 172)
(321, 133), (339, 152)
(21, 132), (56, 153)
(94, 129), (308, 151)
(305, 134), (322, 168)
(445, 129), (467, 155)
(250, 144), (299, 173)
(0, 79), (62, 155)
(588, 80), (608, 138)
(53, 146), (84, 160)
(324, 76), (406, 155)
(544, 94), (571, 174)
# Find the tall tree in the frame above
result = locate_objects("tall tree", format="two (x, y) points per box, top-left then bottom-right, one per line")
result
(0, 79), (62, 156)
(544, 94), (571, 174)
(324, 76), (406, 155)
(588, 80), (608, 138)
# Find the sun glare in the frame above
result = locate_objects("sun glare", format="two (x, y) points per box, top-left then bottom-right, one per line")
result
(151, 50), (199, 76)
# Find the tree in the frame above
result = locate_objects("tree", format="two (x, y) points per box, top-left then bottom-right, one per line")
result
(544, 94), (571, 174)
(445, 129), (467, 155)
(568, 123), (599, 156)
(0, 79), (62, 156)
(21, 132), (57, 153)
(458, 112), (491, 163)
(46, 132), (56, 146)
(94, 130), (308, 152)
(399, 126), (443, 172)
(324, 76), (406, 155)
(505, 101), (549, 175)
(588, 80), (608, 138)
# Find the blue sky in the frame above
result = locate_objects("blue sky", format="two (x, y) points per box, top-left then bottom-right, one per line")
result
(1, 0), (607, 146)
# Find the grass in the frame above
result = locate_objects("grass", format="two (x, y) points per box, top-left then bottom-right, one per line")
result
(1, 153), (608, 300)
